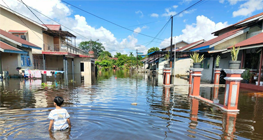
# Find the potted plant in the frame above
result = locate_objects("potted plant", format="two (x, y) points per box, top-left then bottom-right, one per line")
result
(229, 45), (240, 69)
(241, 69), (251, 83)
(215, 55), (220, 68)
(190, 52), (204, 68)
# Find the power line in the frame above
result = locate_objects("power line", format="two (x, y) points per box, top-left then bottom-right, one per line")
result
(15, 0), (90, 41)
(145, 18), (171, 47)
(20, 0), (49, 29)
(144, 0), (204, 47)
(61, 0), (163, 41)
(171, 0), (203, 18)
(1, 0), (43, 42)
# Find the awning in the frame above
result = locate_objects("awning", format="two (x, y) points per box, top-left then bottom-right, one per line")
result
(0, 41), (27, 54)
(208, 49), (227, 54)
(8, 30), (28, 33)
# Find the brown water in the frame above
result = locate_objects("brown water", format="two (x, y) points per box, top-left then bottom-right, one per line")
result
(0, 72), (263, 139)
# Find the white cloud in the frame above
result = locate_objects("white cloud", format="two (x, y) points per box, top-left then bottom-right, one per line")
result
(134, 27), (142, 33)
(135, 10), (144, 18)
(133, 26), (147, 34)
(228, 0), (242, 5)
(151, 13), (159, 17)
(183, 19), (187, 22)
(0, 0), (145, 54)
(173, 5), (178, 9)
(219, 0), (225, 3)
(162, 8), (176, 17)
(159, 15), (228, 48)
(179, 9), (196, 17)
(233, 0), (263, 17)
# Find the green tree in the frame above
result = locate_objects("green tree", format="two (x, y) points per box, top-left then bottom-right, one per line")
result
(79, 40), (105, 57)
(147, 47), (159, 54)
(98, 51), (112, 60)
(114, 52), (122, 58)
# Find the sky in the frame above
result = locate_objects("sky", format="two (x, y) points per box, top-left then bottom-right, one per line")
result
(0, 0), (263, 55)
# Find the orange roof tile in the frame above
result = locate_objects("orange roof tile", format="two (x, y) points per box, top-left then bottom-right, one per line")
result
(42, 24), (61, 31)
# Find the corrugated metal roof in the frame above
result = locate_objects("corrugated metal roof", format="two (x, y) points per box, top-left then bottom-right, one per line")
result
(8, 30), (28, 33)
(177, 39), (204, 52)
(0, 29), (41, 49)
(42, 24), (61, 31)
(0, 41), (26, 54)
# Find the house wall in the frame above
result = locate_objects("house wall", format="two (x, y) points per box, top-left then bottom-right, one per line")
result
(172, 58), (193, 75)
(45, 55), (64, 71)
(215, 34), (246, 50)
(157, 58), (168, 74)
(247, 25), (262, 38)
(1, 53), (19, 75)
(0, 7), (44, 54)
(201, 57), (214, 82)
(43, 33), (54, 51)
(74, 57), (92, 85)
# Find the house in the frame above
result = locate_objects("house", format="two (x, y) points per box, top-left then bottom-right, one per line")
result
(0, 29), (41, 76)
(0, 4), (95, 84)
(161, 40), (189, 51)
(146, 40), (204, 76)
(190, 12), (263, 89)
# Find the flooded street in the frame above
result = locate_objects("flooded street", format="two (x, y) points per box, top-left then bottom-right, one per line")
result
(0, 71), (263, 139)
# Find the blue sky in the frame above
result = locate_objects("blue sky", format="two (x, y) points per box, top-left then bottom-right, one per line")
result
(1, 0), (263, 55)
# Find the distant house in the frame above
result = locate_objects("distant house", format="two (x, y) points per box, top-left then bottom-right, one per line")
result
(161, 40), (189, 51)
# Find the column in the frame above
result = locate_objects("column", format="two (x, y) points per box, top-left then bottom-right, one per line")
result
(42, 54), (46, 82)
(222, 112), (237, 140)
(223, 69), (244, 111)
(189, 98), (199, 129)
(63, 55), (68, 85)
(188, 70), (192, 96)
(0, 53), (2, 79)
(163, 68), (171, 86)
(163, 86), (171, 106)
(190, 68), (203, 96)
(213, 86), (219, 104)
(214, 68), (221, 85)
(72, 58), (74, 81)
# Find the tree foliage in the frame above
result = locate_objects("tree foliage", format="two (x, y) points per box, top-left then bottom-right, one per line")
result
(147, 47), (159, 54)
(79, 40), (105, 57)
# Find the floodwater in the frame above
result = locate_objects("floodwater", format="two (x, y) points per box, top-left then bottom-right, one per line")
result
(0, 71), (263, 139)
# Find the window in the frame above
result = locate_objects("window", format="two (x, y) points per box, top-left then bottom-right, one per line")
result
(80, 63), (84, 72)
(21, 35), (26, 40)
(21, 53), (31, 67)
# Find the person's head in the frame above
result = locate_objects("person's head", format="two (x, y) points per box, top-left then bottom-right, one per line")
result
(54, 96), (64, 107)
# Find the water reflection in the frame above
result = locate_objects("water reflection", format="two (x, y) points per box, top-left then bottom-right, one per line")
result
(0, 71), (262, 139)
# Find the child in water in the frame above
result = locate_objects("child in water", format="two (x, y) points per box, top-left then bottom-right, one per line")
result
(48, 96), (71, 131)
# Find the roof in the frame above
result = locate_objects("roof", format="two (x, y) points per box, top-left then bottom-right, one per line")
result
(8, 30), (28, 33)
(161, 40), (189, 50)
(110, 58), (118, 60)
(229, 32), (263, 48)
(0, 29), (41, 50)
(0, 4), (47, 30)
(42, 24), (61, 31)
(191, 28), (245, 51)
(177, 39), (204, 52)
(212, 12), (263, 35)
(0, 41), (27, 54)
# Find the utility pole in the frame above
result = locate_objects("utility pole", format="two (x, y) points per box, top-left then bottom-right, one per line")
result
(136, 49), (138, 70)
(169, 16), (173, 68)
